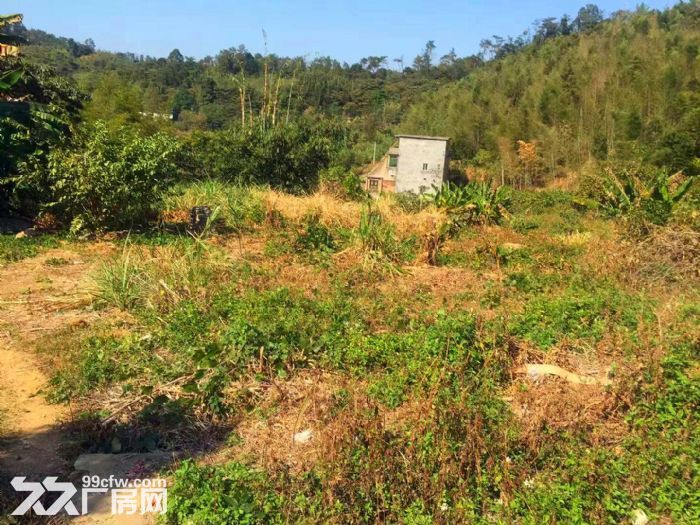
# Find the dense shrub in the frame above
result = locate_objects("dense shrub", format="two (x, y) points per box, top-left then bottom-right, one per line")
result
(26, 122), (184, 232)
(318, 165), (366, 200)
(186, 120), (346, 192)
(1, 58), (84, 215)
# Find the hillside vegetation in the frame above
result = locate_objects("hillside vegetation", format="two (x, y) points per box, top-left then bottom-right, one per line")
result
(0, 3), (698, 525)
(403, 3), (700, 184)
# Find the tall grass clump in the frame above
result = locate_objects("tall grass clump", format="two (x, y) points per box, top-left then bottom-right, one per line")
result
(162, 181), (265, 232)
(358, 205), (415, 269)
(95, 238), (229, 313)
(95, 243), (145, 310)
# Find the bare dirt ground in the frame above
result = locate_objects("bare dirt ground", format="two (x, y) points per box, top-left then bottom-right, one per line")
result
(0, 247), (97, 479)
(0, 245), (152, 524)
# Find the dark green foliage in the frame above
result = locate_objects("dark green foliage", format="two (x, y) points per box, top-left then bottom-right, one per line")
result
(186, 120), (347, 192)
(319, 165), (366, 200)
(0, 57), (83, 214)
(295, 213), (335, 252)
(25, 121), (183, 232)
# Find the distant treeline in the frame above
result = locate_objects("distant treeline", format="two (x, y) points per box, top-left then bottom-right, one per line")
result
(7, 3), (654, 134)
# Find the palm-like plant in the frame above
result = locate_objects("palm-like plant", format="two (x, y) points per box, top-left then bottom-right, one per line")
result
(599, 167), (693, 225)
(432, 181), (510, 225)
(0, 14), (26, 92)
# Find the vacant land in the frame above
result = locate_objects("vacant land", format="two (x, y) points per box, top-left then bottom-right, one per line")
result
(0, 185), (697, 524)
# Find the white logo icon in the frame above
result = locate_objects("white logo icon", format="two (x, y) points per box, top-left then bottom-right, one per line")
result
(11, 477), (79, 516)
(10, 475), (167, 516)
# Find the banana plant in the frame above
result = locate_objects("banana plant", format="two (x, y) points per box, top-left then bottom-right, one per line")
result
(432, 181), (510, 224)
(0, 69), (22, 90)
(0, 14), (26, 93)
(599, 167), (694, 225)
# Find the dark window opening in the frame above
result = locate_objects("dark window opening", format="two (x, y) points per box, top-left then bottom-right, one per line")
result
(422, 163), (429, 171)
(389, 155), (399, 168)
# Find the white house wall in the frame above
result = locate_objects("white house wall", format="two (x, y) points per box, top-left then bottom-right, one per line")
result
(395, 138), (448, 194)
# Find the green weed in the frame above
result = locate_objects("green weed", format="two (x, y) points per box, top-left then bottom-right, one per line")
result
(358, 205), (416, 269)
(0, 235), (59, 264)
(167, 460), (281, 525)
(510, 283), (652, 348)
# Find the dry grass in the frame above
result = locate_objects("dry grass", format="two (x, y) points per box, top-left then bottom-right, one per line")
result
(259, 188), (447, 237)
(506, 380), (625, 453)
(628, 226), (700, 285)
(207, 371), (362, 472)
(260, 189), (361, 230)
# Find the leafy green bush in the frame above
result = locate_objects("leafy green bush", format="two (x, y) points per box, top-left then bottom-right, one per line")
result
(295, 212), (335, 252)
(186, 120), (346, 192)
(1, 56), (84, 216)
(27, 121), (184, 232)
(319, 165), (366, 200)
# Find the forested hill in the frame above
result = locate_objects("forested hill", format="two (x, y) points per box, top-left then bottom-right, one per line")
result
(4, 1), (699, 188)
(401, 2), (700, 183)
(7, 23), (482, 132)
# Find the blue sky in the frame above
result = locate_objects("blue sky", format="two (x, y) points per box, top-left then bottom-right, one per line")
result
(9, 1), (674, 63)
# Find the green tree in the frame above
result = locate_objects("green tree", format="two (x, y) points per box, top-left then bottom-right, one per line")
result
(82, 71), (143, 126)
(413, 40), (436, 72)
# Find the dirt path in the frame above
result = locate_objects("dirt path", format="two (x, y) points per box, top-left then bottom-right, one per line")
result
(0, 247), (99, 480)
(0, 245), (155, 524)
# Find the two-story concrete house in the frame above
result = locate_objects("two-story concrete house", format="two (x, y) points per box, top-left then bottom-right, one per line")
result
(363, 135), (450, 195)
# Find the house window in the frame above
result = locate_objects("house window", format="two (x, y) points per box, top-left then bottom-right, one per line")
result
(422, 163), (429, 171)
(389, 155), (399, 168)
(368, 178), (381, 193)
